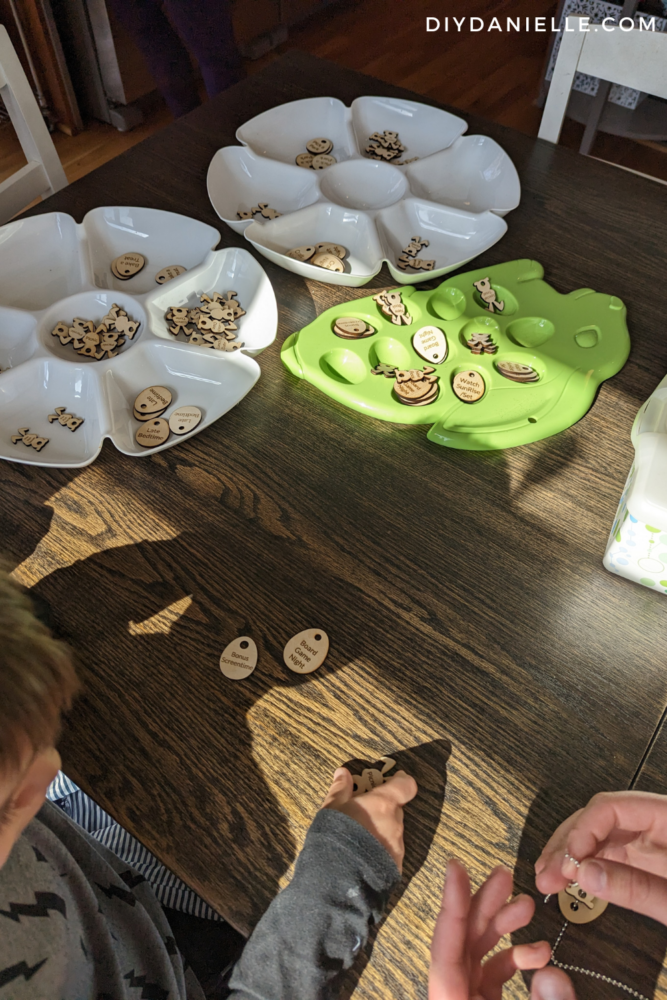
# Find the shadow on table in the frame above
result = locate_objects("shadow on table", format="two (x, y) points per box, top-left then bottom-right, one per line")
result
(338, 738), (451, 1000)
(512, 787), (667, 1000)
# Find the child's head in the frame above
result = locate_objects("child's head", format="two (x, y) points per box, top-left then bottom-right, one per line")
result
(0, 569), (78, 867)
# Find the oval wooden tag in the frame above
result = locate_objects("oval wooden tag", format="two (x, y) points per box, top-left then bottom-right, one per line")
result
(283, 628), (329, 674)
(315, 242), (346, 259)
(311, 153), (336, 169)
(220, 636), (258, 680)
(453, 370), (485, 402)
(312, 252), (344, 272)
(306, 137), (333, 155)
(286, 245), (316, 262)
(134, 407), (166, 422)
(134, 386), (172, 415)
(169, 406), (202, 435)
(155, 265), (187, 284)
(135, 417), (169, 448)
(111, 252), (145, 278)
(413, 326), (448, 365)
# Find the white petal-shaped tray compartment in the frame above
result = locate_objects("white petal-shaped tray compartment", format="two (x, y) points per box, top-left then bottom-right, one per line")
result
(83, 206), (220, 294)
(0, 358), (103, 467)
(318, 160), (409, 211)
(0, 307), (39, 369)
(145, 246), (278, 355)
(377, 199), (508, 284)
(0, 213), (90, 310)
(245, 204), (384, 287)
(207, 147), (320, 234)
(103, 340), (259, 457)
(351, 96), (467, 161)
(39, 289), (146, 363)
(236, 97), (357, 166)
(406, 136), (521, 216)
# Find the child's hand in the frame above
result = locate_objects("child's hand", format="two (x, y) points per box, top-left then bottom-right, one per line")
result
(429, 859), (552, 999)
(535, 791), (667, 924)
(322, 767), (417, 872)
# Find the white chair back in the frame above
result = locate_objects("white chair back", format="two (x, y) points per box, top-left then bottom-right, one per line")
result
(0, 24), (67, 224)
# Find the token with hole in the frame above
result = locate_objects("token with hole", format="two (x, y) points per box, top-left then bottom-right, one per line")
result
(111, 252), (145, 279)
(155, 265), (186, 284)
(413, 326), (448, 364)
(306, 137), (333, 155)
(453, 370), (485, 402)
(168, 406), (202, 435)
(312, 252), (344, 272)
(286, 245), (316, 262)
(283, 628), (329, 674)
(220, 636), (258, 680)
(311, 154), (336, 169)
(295, 152), (314, 169)
(134, 386), (172, 415)
(135, 417), (169, 447)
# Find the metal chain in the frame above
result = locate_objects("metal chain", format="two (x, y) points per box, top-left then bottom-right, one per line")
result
(549, 918), (651, 1000)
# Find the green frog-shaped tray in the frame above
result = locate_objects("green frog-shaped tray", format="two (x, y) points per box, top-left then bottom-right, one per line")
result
(281, 259), (630, 450)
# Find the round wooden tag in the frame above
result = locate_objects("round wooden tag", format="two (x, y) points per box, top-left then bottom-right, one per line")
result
(315, 242), (346, 259)
(295, 152), (314, 168)
(413, 326), (448, 365)
(283, 628), (329, 674)
(558, 884), (608, 924)
(286, 245), (316, 262)
(111, 252), (145, 279)
(169, 406), (202, 435)
(155, 265), (187, 284)
(135, 417), (170, 448)
(453, 370), (485, 403)
(312, 252), (344, 272)
(311, 154), (337, 169)
(134, 386), (172, 415)
(306, 137), (333, 155)
(220, 636), (258, 680)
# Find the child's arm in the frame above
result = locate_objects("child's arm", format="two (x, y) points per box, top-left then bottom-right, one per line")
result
(226, 768), (417, 1000)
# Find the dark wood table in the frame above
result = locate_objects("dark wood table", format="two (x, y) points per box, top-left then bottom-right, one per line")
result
(5, 50), (667, 1000)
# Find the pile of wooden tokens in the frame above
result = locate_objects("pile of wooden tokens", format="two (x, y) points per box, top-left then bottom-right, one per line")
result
(466, 331), (497, 355)
(111, 252), (187, 285)
(295, 137), (337, 170)
(364, 131), (418, 166)
(165, 291), (245, 351)
(397, 236), (435, 272)
(51, 304), (140, 360)
(497, 361), (539, 383)
(237, 202), (281, 222)
(371, 363), (439, 407)
(332, 316), (375, 340)
(373, 289), (412, 326)
(133, 385), (202, 448)
(285, 242), (348, 273)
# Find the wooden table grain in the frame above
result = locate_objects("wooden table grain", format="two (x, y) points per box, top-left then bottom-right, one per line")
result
(5, 51), (667, 1000)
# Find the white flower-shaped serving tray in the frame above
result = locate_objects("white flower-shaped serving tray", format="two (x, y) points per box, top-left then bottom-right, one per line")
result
(207, 96), (521, 287)
(0, 207), (277, 468)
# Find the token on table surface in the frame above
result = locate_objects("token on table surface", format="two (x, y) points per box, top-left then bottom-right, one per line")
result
(314, 242), (346, 259)
(111, 252), (145, 279)
(558, 883), (608, 924)
(220, 636), (258, 680)
(306, 137), (333, 155)
(312, 252), (344, 272)
(168, 405), (202, 435)
(413, 326), (448, 365)
(155, 265), (187, 284)
(295, 152), (314, 168)
(283, 628), (329, 674)
(311, 153), (337, 169)
(134, 386), (172, 416)
(135, 417), (170, 448)
(496, 361), (539, 382)
(453, 370), (485, 402)
(286, 245), (316, 262)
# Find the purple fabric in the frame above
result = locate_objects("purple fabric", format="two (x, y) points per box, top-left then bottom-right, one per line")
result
(107, 0), (243, 118)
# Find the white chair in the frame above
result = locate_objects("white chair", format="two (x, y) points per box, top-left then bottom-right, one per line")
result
(0, 24), (67, 224)
(539, 15), (667, 179)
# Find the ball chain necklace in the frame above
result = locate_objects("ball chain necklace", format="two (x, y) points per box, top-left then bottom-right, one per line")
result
(543, 853), (651, 1000)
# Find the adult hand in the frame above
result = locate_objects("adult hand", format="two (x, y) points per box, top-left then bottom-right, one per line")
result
(535, 790), (667, 925)
(429, 858), (552, 999)
(322, 767), (417, 872)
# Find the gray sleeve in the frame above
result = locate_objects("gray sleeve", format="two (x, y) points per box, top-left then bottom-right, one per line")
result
(226, 808), (400, 1000)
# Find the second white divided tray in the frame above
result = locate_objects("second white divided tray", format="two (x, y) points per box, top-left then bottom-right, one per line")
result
(207, 95), (521, 287)
(0, 207), (277, 468)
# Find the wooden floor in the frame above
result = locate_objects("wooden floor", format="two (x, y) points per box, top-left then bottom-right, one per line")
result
(0, 0), (665, 193)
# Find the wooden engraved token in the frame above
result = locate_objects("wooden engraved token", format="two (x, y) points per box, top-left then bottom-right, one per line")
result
(286, 245), (316, 262)
(558, 884), (608, 924)
(134, 385), (172, 416)
(413, 326), (448, 365)
(453, 370), (485, 402)
(311, 153), (337, 169)
(134, 407), (166, 422)
(283, 628), (329, 674)
(135, 417), (169, 448)
(295, 152), (314, 168)
(315, 242), (346, 259)
(155, 265), (186, 284)
(496, 361), (539, 383)
(168, 406), (202, 435)
(111, 252), (145, 279)
(312, 252), (344, 272)
(334, 317), (366, 336)
(220, 636), (258, 680)
(306, 137), (333, 155)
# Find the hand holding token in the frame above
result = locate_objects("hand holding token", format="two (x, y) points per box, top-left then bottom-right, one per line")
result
(535, 790), (667, 925)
